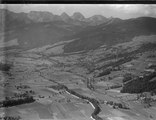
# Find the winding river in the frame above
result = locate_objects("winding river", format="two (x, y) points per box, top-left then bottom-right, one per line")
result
(39, 73), (103, 120)
(62, 85), (103, 120)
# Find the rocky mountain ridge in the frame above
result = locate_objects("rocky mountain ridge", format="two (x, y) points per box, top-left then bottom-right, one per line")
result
(0, 9), (109, 28)
(1, 8), (156, 53)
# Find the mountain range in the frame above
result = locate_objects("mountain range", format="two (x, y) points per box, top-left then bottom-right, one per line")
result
(1, 9), (156, 53)
(0, 9), (109, 29)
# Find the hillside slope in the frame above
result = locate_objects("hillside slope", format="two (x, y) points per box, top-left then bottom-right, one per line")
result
(64, 17), (156, 53)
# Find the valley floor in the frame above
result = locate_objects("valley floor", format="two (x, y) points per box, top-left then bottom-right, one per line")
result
(1, 35), (156, 120)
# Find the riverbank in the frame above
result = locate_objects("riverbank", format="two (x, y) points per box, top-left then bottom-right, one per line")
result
(63, 85), (102, 120)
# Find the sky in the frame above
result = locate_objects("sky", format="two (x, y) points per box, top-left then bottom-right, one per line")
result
(0, 4), (156, 19)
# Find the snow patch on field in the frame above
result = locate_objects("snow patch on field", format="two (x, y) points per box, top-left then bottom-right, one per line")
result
(45, 45), (64, 54)
(108, 117), (126, 120)
(27, 45), (53, 52)
(0, 38), (18, 48)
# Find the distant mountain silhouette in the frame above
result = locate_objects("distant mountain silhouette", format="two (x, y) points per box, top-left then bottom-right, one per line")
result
(0, 9), (110, 29)
(1, 9), (156, 52)
(60, 12), (72, 22)
(72, 12), (85, 21)
(86, 15), (108, 26)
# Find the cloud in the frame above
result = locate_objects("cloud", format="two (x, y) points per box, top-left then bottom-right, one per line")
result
(0, 4), (6, 9)
(106, 4), (156, 18)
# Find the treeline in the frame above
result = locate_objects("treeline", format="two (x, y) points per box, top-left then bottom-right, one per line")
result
(95, 56), (133, 77)
(123, 73), (135, 83)
(91, 114), (103, 120)
(49, 85), (65, 90)
(121, 72), (156, 93)
(1, 116), (21, 120)
(59, 84), (102, 120)
(109, 84), (122, 89)
(98, 56), (135, 70)
(91, 100), (102, 120)
(97, 49), (137, 63)
(106, 101), (129, 109)
(148, 65), (156, 70)
(96, 68), (111, 77)
(0, 96), (35, 107)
